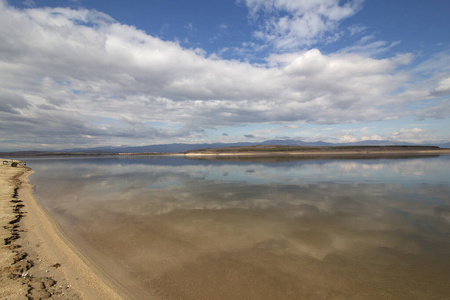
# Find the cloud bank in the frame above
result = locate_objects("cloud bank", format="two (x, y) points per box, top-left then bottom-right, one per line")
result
(0, 1), (448, 150)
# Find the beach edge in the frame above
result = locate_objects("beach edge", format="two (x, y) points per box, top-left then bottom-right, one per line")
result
(1, 161), (127, 299)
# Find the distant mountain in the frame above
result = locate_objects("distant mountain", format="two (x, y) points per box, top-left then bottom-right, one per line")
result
(61, 139), (448, 153)
(343, 140), (416, 146)
(65, 142), (257, 153)
(262, 139), (450, 148)
(437, 142), (450, 148)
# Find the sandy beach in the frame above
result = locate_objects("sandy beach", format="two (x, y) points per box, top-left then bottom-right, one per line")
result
(0, 159), (123, 299)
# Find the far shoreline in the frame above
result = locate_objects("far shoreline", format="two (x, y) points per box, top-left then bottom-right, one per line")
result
(183, 149), (450, 157)
(2, 145), (449, 159)
(182, 145), (450, 159)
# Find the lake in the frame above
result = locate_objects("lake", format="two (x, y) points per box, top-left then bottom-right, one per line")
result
(26, 155), (450, 299)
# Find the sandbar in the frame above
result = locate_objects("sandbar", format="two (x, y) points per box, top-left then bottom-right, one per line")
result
(183, 145), (450, 157)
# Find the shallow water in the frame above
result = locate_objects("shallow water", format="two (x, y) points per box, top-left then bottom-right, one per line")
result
(26, 155), (450, 299)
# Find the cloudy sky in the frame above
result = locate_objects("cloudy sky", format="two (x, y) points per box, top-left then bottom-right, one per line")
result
(0, 0), (449, 151)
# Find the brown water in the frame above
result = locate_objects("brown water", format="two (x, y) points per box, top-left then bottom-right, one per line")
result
(27, 156), (450, 299)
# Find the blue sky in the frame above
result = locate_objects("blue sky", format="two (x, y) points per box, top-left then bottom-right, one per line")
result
(0, 0), (449, 150)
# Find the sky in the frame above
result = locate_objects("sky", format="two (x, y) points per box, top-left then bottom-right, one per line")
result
(0, 0), (449, 151)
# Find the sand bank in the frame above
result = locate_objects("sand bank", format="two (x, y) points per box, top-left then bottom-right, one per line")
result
(184, 148), (450, 157)
(0, 160), (124, 299)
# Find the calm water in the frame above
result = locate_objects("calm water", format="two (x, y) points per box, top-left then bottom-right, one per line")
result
(26, 155), (450, 299)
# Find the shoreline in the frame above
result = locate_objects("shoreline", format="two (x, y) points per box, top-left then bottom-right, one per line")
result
(0, 160), (125, 299)
(183, 149), (450, 157)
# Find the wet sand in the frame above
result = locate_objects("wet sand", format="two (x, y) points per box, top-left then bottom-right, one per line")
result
(0, 160), (123, 299)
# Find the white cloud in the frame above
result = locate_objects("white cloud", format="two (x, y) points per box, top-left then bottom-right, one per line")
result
(22, 0), (35, 7)
(242, 0), (364, 50)
(390, 52), (450, 115)
(415, 101), (450, 119)
(339, 35), (402, 57)
(338, 135), (357, 143)
(297, 126), (447, 145)
(0, 2), (448, 150)
(347, 24), (366, 36)
(430, 77), (450, 97)
(390, 128), (431, 144)
(184, 22), (194, 34)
